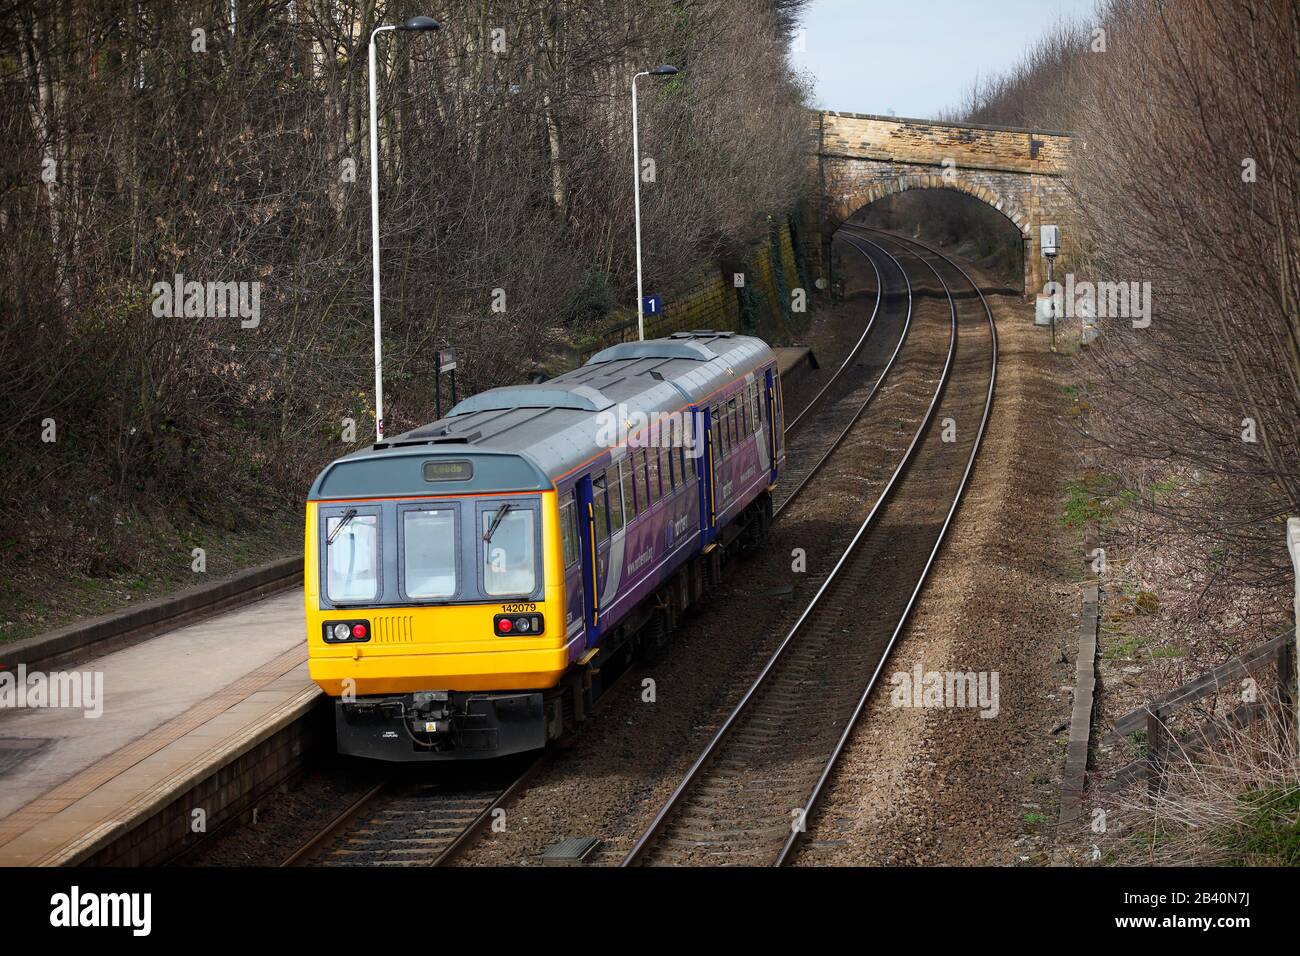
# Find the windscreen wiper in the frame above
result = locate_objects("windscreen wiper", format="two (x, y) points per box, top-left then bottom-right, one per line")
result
(482, 503), (513, 543)
(327, 508), (358, 545)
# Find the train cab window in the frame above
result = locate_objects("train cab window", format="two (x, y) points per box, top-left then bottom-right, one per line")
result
(325, 512), (380, 603)
(560, 494), (579, 568)
(622, 458), (639, 519)
(403, 508), (457, 599)
(592, 475), (611, 544)
(606, 464), (625, 532)
(481, 507), (537, 596)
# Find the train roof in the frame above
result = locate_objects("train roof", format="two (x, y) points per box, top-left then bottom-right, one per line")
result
(308, 331), (776, 500)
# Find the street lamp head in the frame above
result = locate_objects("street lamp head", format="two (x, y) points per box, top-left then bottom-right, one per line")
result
(650, 64), (679, 76)
(398, 15), (441, 31)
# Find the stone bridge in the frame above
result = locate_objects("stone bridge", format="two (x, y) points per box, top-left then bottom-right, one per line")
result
(814, 110), (1074, 293)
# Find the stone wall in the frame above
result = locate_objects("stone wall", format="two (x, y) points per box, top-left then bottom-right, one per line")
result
(579, 218), (813, 359)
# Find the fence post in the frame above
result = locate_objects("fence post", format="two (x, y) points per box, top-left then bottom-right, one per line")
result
(1287, 518), (1300, 748)
(1146, 704), (1166, 797)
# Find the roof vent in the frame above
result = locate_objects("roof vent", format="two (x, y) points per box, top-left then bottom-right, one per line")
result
(447, 383), (613, 415)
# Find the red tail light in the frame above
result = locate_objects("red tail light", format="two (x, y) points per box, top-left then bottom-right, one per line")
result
(494, 613), (543, 636)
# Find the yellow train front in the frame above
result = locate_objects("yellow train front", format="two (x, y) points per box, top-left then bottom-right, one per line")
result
(304, 446), (571, 760)
(305, 332), (785, 761)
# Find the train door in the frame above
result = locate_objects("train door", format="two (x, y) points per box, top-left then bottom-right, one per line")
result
(764, 368), (780, 484)
(576, 474), (602, 641)
(578, 468), (618, 643)
(559, 488), (586, 644)
(701, 405), (718, 543)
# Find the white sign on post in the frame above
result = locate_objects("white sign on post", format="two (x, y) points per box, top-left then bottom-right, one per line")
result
(1040, 224), (1060, 257)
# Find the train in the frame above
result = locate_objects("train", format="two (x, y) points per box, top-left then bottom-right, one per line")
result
(304, 330), (786, 761)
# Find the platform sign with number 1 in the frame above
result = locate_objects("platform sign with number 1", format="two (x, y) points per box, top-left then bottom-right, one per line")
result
(642, 295), (662, 317)
(434, 349), (458, 419)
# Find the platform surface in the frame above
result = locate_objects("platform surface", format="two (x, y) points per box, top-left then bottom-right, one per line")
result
(775, 345), (814, 380)
(0, 589), (312, 865)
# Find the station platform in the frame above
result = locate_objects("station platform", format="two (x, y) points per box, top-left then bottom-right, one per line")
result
(0, 349), (819, 866)
(0, 588), (317, 866)
(776, 345), (816, 381)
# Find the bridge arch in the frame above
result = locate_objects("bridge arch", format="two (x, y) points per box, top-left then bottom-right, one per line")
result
(834, 176), (1033, 291)
(835, 175), (1032, 238)
(813, 110), (1074, 295)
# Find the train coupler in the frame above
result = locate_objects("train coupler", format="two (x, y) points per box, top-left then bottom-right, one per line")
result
(336, 690), (546, 762)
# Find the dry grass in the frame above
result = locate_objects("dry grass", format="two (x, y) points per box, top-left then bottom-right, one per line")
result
(1099, 699), (1299, 866)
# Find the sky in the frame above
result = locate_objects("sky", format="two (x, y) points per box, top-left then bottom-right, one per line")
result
(789, 0), (1100, 119)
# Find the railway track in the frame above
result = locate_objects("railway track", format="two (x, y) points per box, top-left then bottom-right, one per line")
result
(775, 235), (914, 516)
(621, 228), (997, 866)
(279, 231), (924, 868)
(283, 759), (540, 867)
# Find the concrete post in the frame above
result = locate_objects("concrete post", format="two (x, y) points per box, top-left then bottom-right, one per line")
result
(1288, 518), (1300, 747)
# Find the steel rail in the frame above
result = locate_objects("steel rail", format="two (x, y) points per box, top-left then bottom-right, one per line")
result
(784, 244), (883, 436)
(278, 238), (909, 869)
(621, 229), (963, 867)
(771, 224), (998, 866)
(280, 780), (390, 867)
(773, 235), (914, 517)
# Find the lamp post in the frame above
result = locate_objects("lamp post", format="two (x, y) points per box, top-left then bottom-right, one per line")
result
(369, 15), (440, 442)
(631, 64), (679, 341)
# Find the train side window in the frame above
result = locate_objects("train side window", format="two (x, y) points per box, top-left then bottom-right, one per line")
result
(681, 416), (692, 480)
(621, 458), (638, 519)
(658, 445), (672, 496)
(738, 392), (748, 438)
(751, 383), (761, 431)
(592, 474), (610, 544)
(646, 448), (661, 505)
(666, 426), (677, 491)
(560, 494), (579, 568)
(633, 449), (648, 513)
(607, 464), (625, 532)
(711, 408), (722, 465)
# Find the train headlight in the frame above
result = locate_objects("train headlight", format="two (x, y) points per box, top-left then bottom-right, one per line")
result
(324, 620), (371, 643)
(515, 617), (530, 633)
